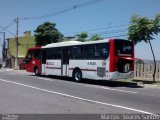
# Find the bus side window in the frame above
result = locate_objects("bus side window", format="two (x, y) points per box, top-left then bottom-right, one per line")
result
(70, 46), (82, 59)
(101, 48), (106, 58)
(101, 43), (109, 59)
(34, 50), (40, 59)
(42, 49), (46, 64)
(95, 43), (109, 59)
(84, 44), (95, 59)
(54, 48), (61, 59)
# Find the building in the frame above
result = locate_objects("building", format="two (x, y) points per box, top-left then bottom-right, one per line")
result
(6, 31), (36, 68)
(6, 31), (76, 68)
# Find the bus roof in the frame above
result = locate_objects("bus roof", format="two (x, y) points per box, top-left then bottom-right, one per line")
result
(42, 39), (111, 48)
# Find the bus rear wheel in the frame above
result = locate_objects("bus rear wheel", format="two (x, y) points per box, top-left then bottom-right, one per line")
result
(73, 69), (82, 82)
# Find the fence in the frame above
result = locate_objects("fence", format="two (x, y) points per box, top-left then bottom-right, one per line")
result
(134, 63), (160, 81)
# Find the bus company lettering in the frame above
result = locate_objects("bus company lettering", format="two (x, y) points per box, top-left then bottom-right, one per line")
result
(47, 62), (54, 65)
(87, 62), (96, 65)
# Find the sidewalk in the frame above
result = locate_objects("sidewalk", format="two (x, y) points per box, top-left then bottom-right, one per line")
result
(133, 80), (160, 88)
(120, 79), (160, 89)
(0, 68), (13, 72)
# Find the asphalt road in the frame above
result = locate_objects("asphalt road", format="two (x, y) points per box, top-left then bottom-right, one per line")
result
(0, 69), (160, 119)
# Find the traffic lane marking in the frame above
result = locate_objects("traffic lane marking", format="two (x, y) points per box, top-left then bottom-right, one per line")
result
(83, 84), (138, 94)
(100, 86), (138, 94)
(0, 78), (156, 115)
(37, 77), (53, 82)
(26, 76), (160, 97)
(29, 76), (138, 94)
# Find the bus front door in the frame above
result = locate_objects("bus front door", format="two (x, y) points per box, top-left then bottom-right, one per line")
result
(62, 49), (69, 76)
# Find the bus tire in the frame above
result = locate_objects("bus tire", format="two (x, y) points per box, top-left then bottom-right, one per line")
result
(34, 67), (40, 76)
(73, 69), (82, 82)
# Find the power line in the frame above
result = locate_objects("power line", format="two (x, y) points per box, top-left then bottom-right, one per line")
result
(0, 20), (15, 32)
(64, 27), (107, 35)
(107, 24), (130, 29)
(104, 34), (127, 39)
(104, 29), (127, 34)
(0, 25), (16, 37)
(63, 23), (129, 35)
(24, 0), (104, 20)
(94, 29), (127, 37)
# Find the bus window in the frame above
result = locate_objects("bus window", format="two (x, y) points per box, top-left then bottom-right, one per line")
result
(95, 43), (109, 59)
(26, 50), (33, 59)
(34, 49), (41, 59)
(24, 50), (33, 63)
(115, 41), (132, 56)
(42, 49), (46, 64)
(84, 44), (95, 59)
(46, 48), (51, 60)
(46, 48), (61, 60)
(70, 46), (83, 59)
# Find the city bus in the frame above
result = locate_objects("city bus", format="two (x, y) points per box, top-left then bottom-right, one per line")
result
(25, 39), (134, 82)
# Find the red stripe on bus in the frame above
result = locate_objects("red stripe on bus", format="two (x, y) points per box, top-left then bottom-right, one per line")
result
(81, 69), (97, 72)
(69, 68), (97, 72)
(46, 67), (61, 69)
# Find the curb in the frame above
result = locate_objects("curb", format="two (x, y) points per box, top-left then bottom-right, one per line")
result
(136, 82), (160, 88)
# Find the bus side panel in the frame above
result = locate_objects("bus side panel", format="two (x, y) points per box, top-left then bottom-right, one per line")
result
(69, 60), (110, 80)
(44, 60), (62, 76)
(26, 47), (41, 73)
(41, 64), (46, 75)
(26, 58), (41, 73)
(26, 60), (32, 73)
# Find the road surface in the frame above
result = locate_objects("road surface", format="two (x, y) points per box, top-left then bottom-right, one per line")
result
(0, 69), (160, 119)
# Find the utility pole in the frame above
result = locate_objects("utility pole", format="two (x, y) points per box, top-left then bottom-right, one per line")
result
(15, 18), (19, 69)
(3, 32), (5, 62)
(0, 32), (5, 61)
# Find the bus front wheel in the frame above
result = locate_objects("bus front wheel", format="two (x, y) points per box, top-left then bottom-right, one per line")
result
(73, 69), (82, 82)
(34, 67), (40, 76)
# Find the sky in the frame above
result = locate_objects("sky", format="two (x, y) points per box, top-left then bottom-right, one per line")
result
(0, 0), (160, 60)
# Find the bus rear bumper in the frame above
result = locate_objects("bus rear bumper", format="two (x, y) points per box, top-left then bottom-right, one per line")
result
(109, 71), (134, 80)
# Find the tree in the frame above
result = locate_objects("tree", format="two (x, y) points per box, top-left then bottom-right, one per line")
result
(128, 14), (160, 82)
(89, 34), (103, 41)
(76, 32), (88, 42)
(34, 22), (63, 46)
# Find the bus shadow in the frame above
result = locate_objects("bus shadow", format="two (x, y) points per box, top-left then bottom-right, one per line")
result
(82, 79), (143, 88)
(36, 75), (143, 88)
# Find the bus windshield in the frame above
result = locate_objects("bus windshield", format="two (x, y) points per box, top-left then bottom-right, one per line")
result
(115, 40), (133, 56)
(26, 50), (33, 59)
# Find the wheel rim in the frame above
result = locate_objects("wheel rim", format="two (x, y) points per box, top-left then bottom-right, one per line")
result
(75, 72), (81, 81)
(35, 68), (39, 75)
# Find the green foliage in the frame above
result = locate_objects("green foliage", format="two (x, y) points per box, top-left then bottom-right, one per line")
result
(34, 22), (63, 46)
(75, 32), (103, 42)
(89, 34), (103, 41)
(76, 32), (88, 42)
(128, 13), (160, 82)
(128, 14), (160, 44)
